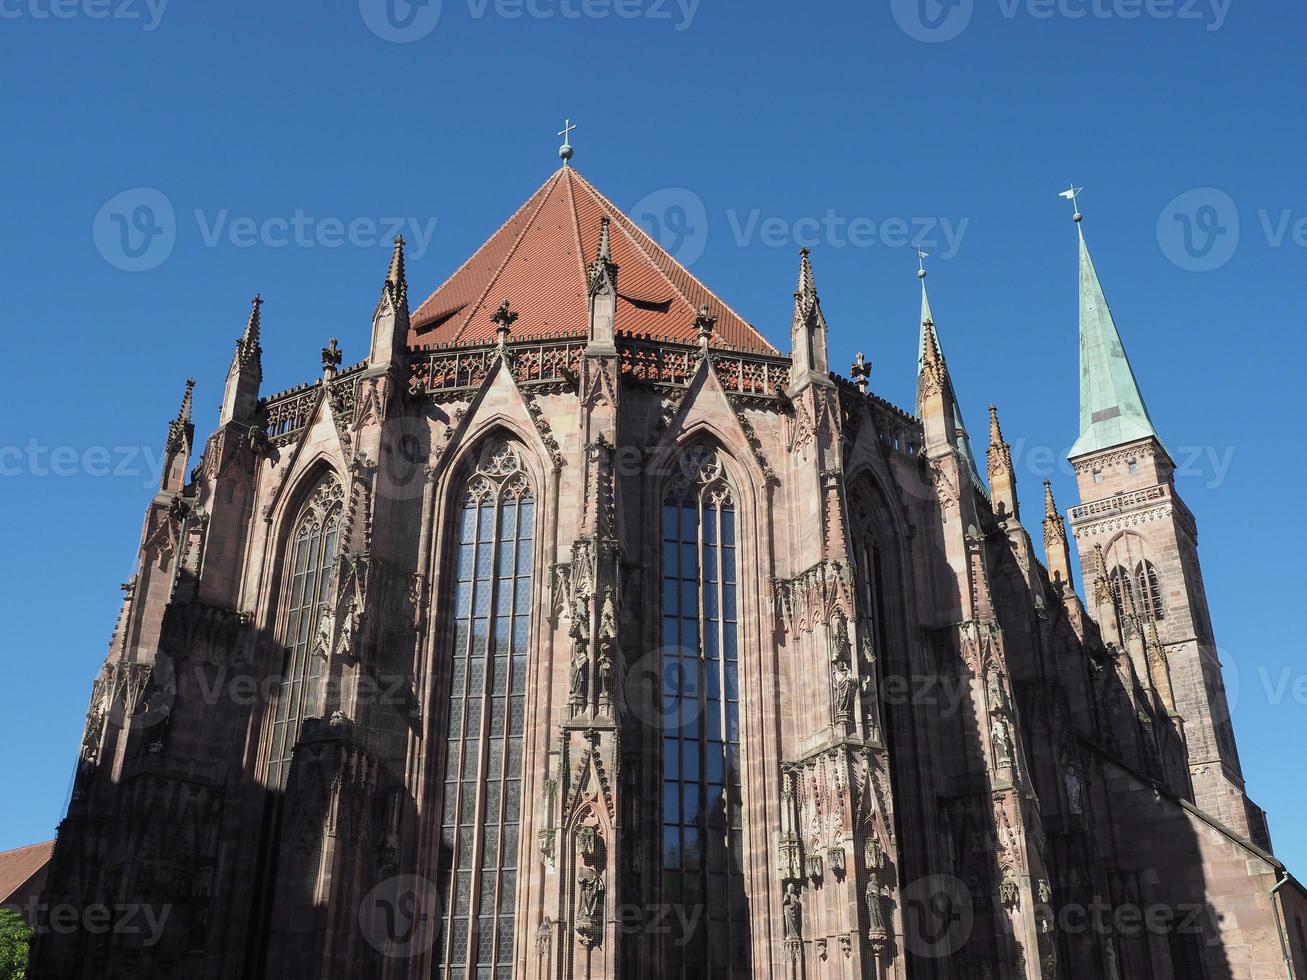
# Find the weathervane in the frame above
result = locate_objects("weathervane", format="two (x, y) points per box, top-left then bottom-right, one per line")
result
(559, 118), (577, 166)
(1059, 184), (1085, 223)
(913, 246), (930, 280)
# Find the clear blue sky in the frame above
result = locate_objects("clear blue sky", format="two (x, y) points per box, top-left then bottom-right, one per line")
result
(2, 1), (1303, 875)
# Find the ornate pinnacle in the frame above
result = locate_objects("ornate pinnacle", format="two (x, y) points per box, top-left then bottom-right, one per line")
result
(322, 338), (343, 375)
(177, 377), (195, 423)
(235, 295), (264, 374)
(1044, 480), (1059, 519)
(166, 377), (196, 453)
(694, 304), (717, 350)
(588, 217), (618, 296)
(851, 352), (871, 393)
(492, 299), (519, 349)
(386, 235), (408, 305)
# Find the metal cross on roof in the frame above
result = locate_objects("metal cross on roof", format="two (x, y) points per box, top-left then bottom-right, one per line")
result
(558, 118), (577, 166)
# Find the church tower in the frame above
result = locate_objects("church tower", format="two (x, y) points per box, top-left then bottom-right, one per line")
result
(1063, 207), (1257, 840)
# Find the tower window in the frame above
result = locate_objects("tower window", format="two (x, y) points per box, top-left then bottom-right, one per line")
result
(269, 475), (342, 790)
(436, 441), (534, 978)
(1093, 468), (1104, 484)
(661, 445), (748, 978)
(1109, 565), (1136, 625)
(1136, 560), (1165, 621)
(1128, 459), (1139, 475)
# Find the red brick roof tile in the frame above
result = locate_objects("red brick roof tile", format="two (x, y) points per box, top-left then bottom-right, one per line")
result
(410, 168), (779, 355)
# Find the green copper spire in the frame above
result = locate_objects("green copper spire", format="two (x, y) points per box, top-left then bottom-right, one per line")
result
(916, 269), (983, 488)
(1069, 219), (1160, 458)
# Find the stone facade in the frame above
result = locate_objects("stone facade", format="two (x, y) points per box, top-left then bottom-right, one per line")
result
(31, 168), (1306, 979)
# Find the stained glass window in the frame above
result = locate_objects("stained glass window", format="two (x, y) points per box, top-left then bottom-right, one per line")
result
(661, 446), (748, 978)
(436, 442), (534, 979)
(269, 476), (342, 790)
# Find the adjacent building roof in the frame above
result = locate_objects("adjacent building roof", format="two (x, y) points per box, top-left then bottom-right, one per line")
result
(409, 167), (780, 355)
(1069, 226), (1160, 458)
(0, 840), (53, 907)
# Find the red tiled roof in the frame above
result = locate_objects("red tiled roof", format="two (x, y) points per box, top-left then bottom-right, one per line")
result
(0, 840), (53, 905)
(410, 168), (779, 355)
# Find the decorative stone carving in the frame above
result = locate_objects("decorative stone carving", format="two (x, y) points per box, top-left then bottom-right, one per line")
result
(535, 916), (552, 960)
(782, 882), (803, 941)
(991, 717), (1013, 769)
(576, 869), (605, 948)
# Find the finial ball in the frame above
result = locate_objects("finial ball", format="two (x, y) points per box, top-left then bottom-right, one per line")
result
(1073, 212), (1083, 223)
(917, 268), (927, 280)
(559, 143), (574, 162)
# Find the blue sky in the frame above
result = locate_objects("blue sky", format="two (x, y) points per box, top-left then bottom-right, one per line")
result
(1, 0), (1303, 877)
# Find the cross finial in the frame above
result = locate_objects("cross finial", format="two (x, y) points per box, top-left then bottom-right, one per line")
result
(558, 118), (577, 166)
(1059, 183), (1085, 223)
(851, 352), (871, 393)
(492, 299), (519, 349)
(913, 246), (930, 280)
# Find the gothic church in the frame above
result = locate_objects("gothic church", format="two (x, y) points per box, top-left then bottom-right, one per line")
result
(32, 160), (1307, 979)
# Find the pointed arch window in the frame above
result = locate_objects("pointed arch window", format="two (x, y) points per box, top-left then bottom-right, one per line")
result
(660, 444), (748, 977)
(269, 475), (343, 790)
(1109, 565), (1136, 625)
(1136, 560), (1165, 621)
(436, 441), (535, 979)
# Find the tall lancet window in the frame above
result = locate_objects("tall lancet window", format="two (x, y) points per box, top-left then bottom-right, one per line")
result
(436, 441), (534, 979)
(1136, 560), (1165, 621)
(269, 475), (343, 790)
(661, 445), (747, 978)
(1110, 565), (1137, 626)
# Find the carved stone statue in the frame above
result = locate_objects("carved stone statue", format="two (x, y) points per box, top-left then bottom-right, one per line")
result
(535, 916), (552, 959)
(866, 880), (887, 935)
(1064, 764), (1084, 815)
(782, 883), (802, 940)
(991, 717), (1013, 768)
(569, 645), (588, 706)
(576, 869), (605, 947)
(986, 667), (1007, 714)
(832, 659), (855, 725)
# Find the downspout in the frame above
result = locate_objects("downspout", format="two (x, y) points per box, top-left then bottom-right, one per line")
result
(1272, 869), (1297, 980)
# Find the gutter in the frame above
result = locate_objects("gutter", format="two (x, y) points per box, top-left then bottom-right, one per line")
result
(1271, 869), (1297, 980)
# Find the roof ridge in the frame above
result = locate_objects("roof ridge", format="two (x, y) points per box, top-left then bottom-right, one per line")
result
(409, 169), (563, 344)
(451, 169), (566, 344)
(570, 170), (778, 354)
(564, 169), (589, 301)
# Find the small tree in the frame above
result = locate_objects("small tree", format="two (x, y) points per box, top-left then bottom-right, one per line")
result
(0, 909), (32, 980)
